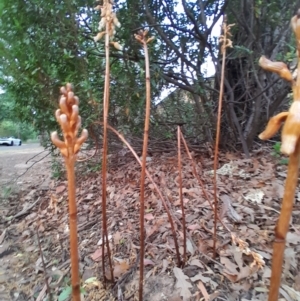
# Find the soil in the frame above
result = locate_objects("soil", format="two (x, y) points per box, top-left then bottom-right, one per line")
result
(0, 143), (51, 192)
(0, 143), (52, 301)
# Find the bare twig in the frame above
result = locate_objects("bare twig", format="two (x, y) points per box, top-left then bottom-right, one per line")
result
(12, 197), (41, 220)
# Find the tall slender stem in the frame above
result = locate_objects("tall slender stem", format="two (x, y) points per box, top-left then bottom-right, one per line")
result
(101, 13), (114, 284)
(138, 32), (151, 301)
(66, 158), (81, 301)
(213, 16), (229, 259)
(268, 141), (300, 300)
(177, 126), (186, 266)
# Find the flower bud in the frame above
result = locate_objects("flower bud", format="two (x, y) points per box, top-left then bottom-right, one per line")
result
(51, 132), (65, 149)
(146, 37), (155, 44)
(94, 31), (105, 42)
(55, 109), (61, 122)
(111, 41), (123, 51)
(60, 86), (67, 95)
(258, 112), (288, 140)
(259, 56), (293, 81)
(66, 83), (73, 92)
(74, 129), (88, 154)
(59, 96), (68, 114)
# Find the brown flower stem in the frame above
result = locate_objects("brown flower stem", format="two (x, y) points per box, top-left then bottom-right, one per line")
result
(213, 16), (229, 259)
(101, 7), (114, 284)
(51, 84), (88, 301)
(138, 33), (151, 301)
(259, 11), (300, 300)
(65, 159), (81, 301)
(268, 141), (300, 301)
(177, 126), (186, 266)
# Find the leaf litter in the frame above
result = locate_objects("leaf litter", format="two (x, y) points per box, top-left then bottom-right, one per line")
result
(1, 146), (300, 300)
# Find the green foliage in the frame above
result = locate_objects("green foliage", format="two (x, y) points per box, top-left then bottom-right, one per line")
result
(58, 286), (72, 301)
(272, 142), (281, 157)
(0, 120), (36, 141)
(51, 157), (64, 180)
(0, 186), (12, 199)
(0, 0), (296, 151)
(272, 142), (289, 165)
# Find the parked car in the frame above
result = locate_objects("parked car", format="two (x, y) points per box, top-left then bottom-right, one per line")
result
(0, 137), (22, 146)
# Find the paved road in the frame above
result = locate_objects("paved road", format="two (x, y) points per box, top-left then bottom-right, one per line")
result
(0, 143), (44, 155)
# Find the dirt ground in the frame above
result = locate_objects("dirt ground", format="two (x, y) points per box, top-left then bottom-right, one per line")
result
(0, 143), (52, 301)
(0, 143), (51, 192)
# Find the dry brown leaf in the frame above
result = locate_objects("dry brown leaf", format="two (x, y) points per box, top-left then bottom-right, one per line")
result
(113, 261), (129, 278)
(220, 257), (238, 275)
(187, 224), (200, 232)
(173, 267), (192, 301)
(55, 185), (66, 194)
(144, 258), (155, 266)
(144, 213), (155, 221)
(90, 248), (103, 262)
(197, 281), (209, 301)
(113, 231), (121, 245)
(220, 194), (242, 222)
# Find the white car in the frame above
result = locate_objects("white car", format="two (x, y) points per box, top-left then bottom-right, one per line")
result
(0, 137), (22, 146)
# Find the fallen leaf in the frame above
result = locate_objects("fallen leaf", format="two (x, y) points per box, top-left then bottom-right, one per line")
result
(286, 232), (300, 244)
(189, 259), (204, 269)
(113, 261), (129, 278)
(145, 213), (155, 221)
(173, 267), (192, 301)
(187, 224), (200, 232)
(144, 258), (155, 266)
(84, 193), (94, 201)
(187, 239), (195, 255)
(197, 281), (209, 301)
(90, 248), (102, 262)
(97, 234), (112, 245)
(220, 256), (238, 275)
(113, 231), (121, 245)
(56, 185), (66, 194)
(160, 259), (169, 274)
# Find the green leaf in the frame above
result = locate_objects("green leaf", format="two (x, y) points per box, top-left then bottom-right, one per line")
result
(84, 277), (97, 284)
(58, 286), (72, 301)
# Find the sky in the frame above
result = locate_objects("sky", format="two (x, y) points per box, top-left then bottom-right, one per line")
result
(157, 3), (223, 101)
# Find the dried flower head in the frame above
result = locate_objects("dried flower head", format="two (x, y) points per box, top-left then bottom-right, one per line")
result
(134, 29), (155, 45)
(219, 16), (234, 53)
(93, 0), (122, 50)
(51, 84), (88, 158)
